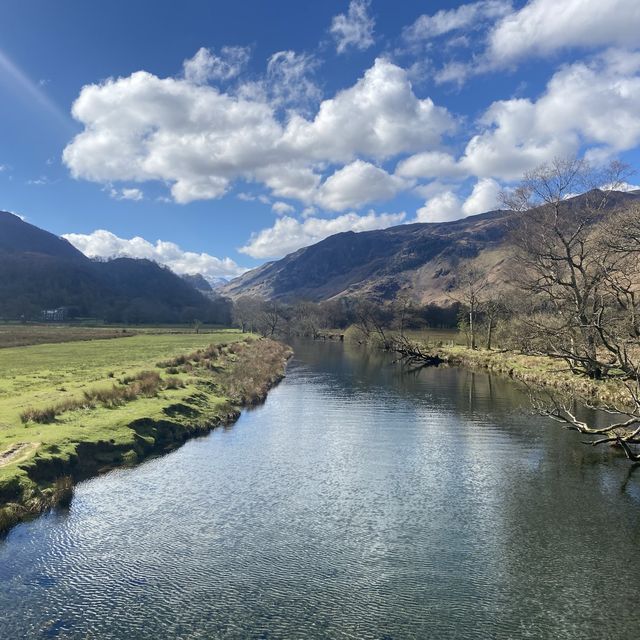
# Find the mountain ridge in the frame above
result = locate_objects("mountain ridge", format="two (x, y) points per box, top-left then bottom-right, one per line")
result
(0, 211), (230, 323)
(221, 191), (640, 304)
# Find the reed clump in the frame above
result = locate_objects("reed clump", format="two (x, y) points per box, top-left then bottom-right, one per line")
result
(157, 343), (224, 371)
(219, 339), (291, 405)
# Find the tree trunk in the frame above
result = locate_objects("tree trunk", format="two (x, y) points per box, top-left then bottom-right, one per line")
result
(486, 318), (493, 351)
(469, 305), (476, 350)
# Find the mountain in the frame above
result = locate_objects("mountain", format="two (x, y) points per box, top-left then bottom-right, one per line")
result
(0, 212), (231, 324)
(221, 190), (640, 305)
(0, 211), (88, 261)
(181, 273), (213, 292)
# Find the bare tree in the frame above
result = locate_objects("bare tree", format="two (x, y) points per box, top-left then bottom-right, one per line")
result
(257, 300), (283, 338)
(448, 267), (489, 350)
(531, 385), (640, 462)
(348, 296), (393, 346)
(290, 301), (326, 339)
(481, 293), (509, 350)
(393, 292), (414, 338)
(502, 157), (636, 378)
(232, 296), (265, 333)
(501, 157), (640, 461)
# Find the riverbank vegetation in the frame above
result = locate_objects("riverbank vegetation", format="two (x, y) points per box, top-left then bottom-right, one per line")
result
(0, 330), (291, 533)
(394, 159), (640, 461)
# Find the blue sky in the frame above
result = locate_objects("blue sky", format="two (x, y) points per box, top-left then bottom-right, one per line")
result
(1, 0), (639, 281)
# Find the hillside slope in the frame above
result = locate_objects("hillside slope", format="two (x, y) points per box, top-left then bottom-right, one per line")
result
(222, 191), (640, 305)
(0, 211), (88, 261)
(0, 212), (229, 323)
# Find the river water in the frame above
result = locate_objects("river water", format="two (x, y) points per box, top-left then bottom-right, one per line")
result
(1, 340), (639, 639)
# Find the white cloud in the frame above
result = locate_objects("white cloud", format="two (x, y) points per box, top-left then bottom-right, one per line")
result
(416, 191), (462, 223)
(255, 163), (321, 203)
(266, 50), (321, 110)
(283, 58), (455, 164)
(434, 61), (473, 87)
(64, 57), (453, 210)
(400, 51), (640, 186)
(487, 0), (640, 66)
(63, 229), (246, 279)
(183, 46), (250, 83)
(109, 186), (143, 201)
(272, 201), (295, 215)
(236, 50), (321, 113)
(462, 178), (501, 215)
(396, 151), (465, 180)
(459, 50), (640, 180)
(64, 70), (283, 204)
(27, 176), (50, 186)
(301, 206), (317, 218)
(415, 178), (501, 223)
(239, 210), (405, 259)
(403, 1), (511, 43)
(316, 160), (405, 211)
(330, 0), (375, 54)
(423, 0), (640, 86)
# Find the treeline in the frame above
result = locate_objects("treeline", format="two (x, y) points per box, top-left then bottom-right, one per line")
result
(0, 254), (232, 325)
(230, 294), (461, 339)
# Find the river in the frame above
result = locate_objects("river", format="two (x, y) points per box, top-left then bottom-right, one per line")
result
(1, 340), (639, 639)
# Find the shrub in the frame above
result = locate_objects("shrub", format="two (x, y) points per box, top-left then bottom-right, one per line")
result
(20, 406), (57, 424)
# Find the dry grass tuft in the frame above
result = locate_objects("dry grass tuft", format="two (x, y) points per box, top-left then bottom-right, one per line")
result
(20, 370), (183, 423)
(219, 339), (291, 405)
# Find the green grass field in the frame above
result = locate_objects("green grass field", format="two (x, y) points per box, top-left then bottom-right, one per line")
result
(0, 323), (237, 349)
(0, 328), (290, 532)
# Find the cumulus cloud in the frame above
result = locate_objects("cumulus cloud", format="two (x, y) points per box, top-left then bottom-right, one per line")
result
(487, 0), (640, 65)
(63, 57), (454, 209)
(399, 51), (640, 185)
(272, 201), (295, 215)
(63, 71), (283, 203)
(239, 210), (405, 259)
(63, 229), (246, 280)
(283, 58), (456, 163)
(330, 0), (375, 54)
(316, 160), (406, 211)
(461, 178), (501, 215)
(183, 46), (250, 83)
(255, 163), (321, 204)
(61, 33), (640, 237)
(415, 191), (462, 223)
(459, 50), (640, 179)
(415, 178), (501, 223)
(403, 1), (511, 43)
(396, 151), (465, 180)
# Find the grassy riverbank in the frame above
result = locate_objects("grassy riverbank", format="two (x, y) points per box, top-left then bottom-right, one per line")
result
(423, 345), (631, 408)
(0, 330), (291, 533)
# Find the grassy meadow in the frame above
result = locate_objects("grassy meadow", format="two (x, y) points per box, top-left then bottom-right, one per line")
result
(0, 326), (291, 532)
